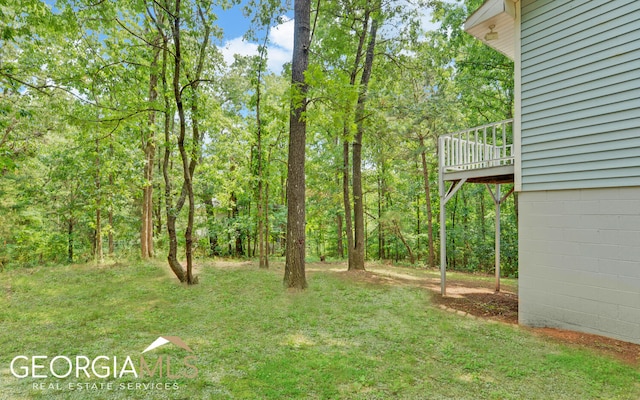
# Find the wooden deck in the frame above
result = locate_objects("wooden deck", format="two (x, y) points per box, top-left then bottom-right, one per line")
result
(439, 119), (514, 184)
(438, 120), (515, 296)
(442, 165), (514, 184)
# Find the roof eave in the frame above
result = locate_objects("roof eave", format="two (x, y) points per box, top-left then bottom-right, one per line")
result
(464, 0), (516, 60)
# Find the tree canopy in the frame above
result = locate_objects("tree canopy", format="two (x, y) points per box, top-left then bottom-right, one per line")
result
(0, 0), (517, 280)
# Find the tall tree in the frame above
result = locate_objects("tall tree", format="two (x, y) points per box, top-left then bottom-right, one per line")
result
(284, 0), (311, 289)
(350, 15), (378, 271)
(141, 41), (161, 260)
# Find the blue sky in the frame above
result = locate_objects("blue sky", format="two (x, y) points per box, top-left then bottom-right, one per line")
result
(42, 0), (440, 74)
(215, 0), (441, 74)
(214, 3), (295, 73)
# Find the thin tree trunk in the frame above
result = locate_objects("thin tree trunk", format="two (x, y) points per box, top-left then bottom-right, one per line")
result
(247, 200), (252, 257)
(95, 138), (102, 264)
(108, 208), (114, 256)
(108, 142), (115, 257)
(377, 173), (383, 260)
(231, 192), (243, 257)
(419, 135), (436, 269)
(342, 140), (354, 266)
(256, 46), (268, 269)
(336, 213), (344, 258)
(141, 46), (160, 259)
(264, 180), (270, 267)
(166, 0), (208, 285)
(350, 18), (378, 271)
(159, 25), (186, 283)
(451, 192), (457, 270)
(67, 218), (73, 263)
(342, 8), (369, 271)
(154, 144), (163, 235)
(416, 192), (420, 261)
(284, 0), (310, 289)
(393, 219), (415, 264)
(462, 189), (468, 268)
(480, 190), (486, 239)
(203, 196), (219, 256)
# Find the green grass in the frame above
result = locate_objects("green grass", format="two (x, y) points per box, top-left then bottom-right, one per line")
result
(0, 260), (638, 399)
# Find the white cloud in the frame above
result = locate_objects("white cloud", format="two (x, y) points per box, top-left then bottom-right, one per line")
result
(220, 37), (259, 66)
(269, 16), (294, 52)
(218, 16), (294, 74)
(265, 47), (291, 73)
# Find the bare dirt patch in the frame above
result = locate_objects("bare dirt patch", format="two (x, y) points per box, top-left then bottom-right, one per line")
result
(528, 327), (640, 366)
(328, 263), (640, 366)
(432, 291), (519, 324)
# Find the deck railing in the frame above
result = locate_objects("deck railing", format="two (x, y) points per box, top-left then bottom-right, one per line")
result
(439, 119), (514, 173)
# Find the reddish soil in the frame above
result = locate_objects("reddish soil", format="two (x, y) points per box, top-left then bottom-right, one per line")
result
(334, 267), (640, 366)
(429, 288), (640, 366)
(432, 290), (519, 323)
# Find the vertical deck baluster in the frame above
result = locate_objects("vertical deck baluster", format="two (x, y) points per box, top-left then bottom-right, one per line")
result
(465, 129), (470, 168)
(474, 129), (478, 169)
(481, 126), (485, 168)
(457, 133), (462, 168)
(502, 122), (508, 165)
(492, 125), (497, 167)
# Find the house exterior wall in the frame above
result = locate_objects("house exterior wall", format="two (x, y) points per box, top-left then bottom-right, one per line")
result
(517, 0), (640, 343)
(518, 187), (640, 344)
(520, 0), (640, 191)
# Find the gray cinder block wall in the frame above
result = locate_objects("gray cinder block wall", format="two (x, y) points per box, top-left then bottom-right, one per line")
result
(518, 187), (640, 344)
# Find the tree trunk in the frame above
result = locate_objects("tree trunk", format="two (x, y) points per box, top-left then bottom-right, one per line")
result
(108, 208), (114, 256)
(350, 18), (378, 271)
(141, 46), (160, 259)
(95, 138), (103, 264)
(377, 174), (383, 260)
(172, 10), (196, 285)
(342, 8), (369, 271)
(419, 135), (436, 269)
(480, 190), (486, 239)
(264, 180), (270, 267)
(336, 213), (344, 258)
(255, 50), (268, 269)
(231, 192), (243, 257)
(154, 145), (163, 235)
(393, 219), (415, 264)
(284, 0), (310, 289)
(342, 140), (354, 266)
(165, 0), (208, 285)
(416, 192), (420, 261)
(203, 196), (219, 256)
(461, 188), (468, 268)
(67, 218), (73, 263)
(451, 192), (457, 270)
(247, 200), (251, 257)
(160, 28), (186, 283)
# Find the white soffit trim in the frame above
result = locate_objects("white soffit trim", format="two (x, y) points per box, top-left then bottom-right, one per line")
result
(464, 0), (516, 60)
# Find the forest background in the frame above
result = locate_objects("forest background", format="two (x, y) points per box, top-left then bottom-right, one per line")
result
(0, 0), (516, 278)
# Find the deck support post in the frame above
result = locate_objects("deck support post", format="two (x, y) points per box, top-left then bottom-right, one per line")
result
(487, 184), (515, 292)
(494, 184), (501, 292)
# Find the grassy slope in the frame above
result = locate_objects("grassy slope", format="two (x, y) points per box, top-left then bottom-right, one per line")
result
(0, 260), (638, 399)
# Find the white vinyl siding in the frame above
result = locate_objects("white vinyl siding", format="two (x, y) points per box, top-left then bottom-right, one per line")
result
(520, 0), (640, 191)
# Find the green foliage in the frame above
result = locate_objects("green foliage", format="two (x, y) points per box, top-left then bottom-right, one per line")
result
(0, 0), (519, 276)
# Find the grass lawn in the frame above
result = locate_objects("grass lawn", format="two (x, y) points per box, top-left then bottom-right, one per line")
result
(1, 260), (639, 399)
